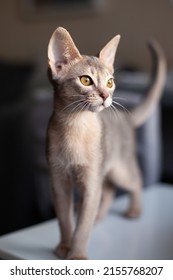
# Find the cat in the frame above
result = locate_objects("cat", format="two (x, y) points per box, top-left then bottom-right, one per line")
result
(47, 27), (166, 260)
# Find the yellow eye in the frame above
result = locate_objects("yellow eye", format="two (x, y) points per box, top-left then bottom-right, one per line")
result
(80, 76), (93, 86)
(107, 78), (114, 88)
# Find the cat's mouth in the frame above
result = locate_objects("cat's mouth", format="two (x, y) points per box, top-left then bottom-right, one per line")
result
(86, 93), (112, 112)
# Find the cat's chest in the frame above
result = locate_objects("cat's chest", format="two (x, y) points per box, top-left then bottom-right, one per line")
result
(60, 115), (101, 166)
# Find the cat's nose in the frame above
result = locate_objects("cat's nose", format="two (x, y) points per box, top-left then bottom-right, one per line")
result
(100, 92), (109, 101)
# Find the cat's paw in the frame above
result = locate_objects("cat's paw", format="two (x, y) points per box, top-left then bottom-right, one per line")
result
(54, 243), (71, 259)
(124, 207), (141, 219)
(95, 212), (104, 224)
(67, 255), (88, 260)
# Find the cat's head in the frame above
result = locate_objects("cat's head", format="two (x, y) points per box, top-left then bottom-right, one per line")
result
(48, 27), (120, 113)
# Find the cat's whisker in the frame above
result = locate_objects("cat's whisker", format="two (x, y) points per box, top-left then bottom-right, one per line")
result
(113, 96), (127, 102)
(65, 99), (86, 113)
(112, 100), (131, 115)
(112, 103), (127, 123)
(112, 103), (126, 123)
(108, 106), (114, 122)
(73, 101), (90, 123)
(69, 101), (85, 114)
(110, 104), (119, 120)
(68, 100), (89, 119)
(77, 101), (89, 115)
(76, 101), (87, 113)
(62, 99), (86, 112)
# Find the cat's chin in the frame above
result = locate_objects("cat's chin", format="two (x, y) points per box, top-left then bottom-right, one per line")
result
(89, 105), (105, 113)
(89, 103), (112, 113)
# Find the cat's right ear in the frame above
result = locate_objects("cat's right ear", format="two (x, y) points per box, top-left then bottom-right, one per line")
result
(48, 27), (81, 79)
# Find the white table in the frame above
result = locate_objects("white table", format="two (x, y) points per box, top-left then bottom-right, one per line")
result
(0, 183), (173, 260)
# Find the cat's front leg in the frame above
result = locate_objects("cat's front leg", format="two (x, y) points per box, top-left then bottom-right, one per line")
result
(67, 168), (102, 260)
(50, 168), (74, 259)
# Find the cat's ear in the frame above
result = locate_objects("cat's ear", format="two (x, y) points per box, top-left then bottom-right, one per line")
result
(99, 35), (121, 74)
(48, 27), (81, 79)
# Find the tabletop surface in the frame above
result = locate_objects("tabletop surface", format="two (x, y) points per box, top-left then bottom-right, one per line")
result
(0, 183), (173, 260)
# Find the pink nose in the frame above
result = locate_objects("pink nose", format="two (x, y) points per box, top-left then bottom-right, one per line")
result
(100, 93), (109, 101)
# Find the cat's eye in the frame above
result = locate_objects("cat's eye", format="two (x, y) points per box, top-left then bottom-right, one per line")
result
(80, 76), (93, 86)
(107, 78), (114, 88)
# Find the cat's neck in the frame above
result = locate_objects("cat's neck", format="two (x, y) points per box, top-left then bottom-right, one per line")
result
(69, 111), (99, 129)
(54, 107), (99, 128)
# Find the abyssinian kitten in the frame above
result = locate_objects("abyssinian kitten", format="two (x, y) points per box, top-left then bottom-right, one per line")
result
(47, 27), (166, 260)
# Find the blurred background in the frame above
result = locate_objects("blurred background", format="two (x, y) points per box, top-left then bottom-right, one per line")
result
(0, 0), (173, 236)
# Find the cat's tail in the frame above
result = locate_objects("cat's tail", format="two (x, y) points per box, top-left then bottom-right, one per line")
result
(131, 40), (167, 128)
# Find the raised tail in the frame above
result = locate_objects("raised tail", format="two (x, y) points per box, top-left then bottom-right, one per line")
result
(131, 40), (167, 128)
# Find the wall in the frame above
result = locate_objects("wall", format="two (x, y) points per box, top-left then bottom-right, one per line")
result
(0, 0), (173, 70)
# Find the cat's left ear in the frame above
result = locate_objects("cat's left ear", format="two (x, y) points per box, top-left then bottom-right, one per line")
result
(99, 35), (121, 74)
(48, 27), (81, 79)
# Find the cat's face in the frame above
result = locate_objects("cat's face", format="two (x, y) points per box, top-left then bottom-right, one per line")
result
(52, 56), (115, 113)
(48, 27), (120, 113)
